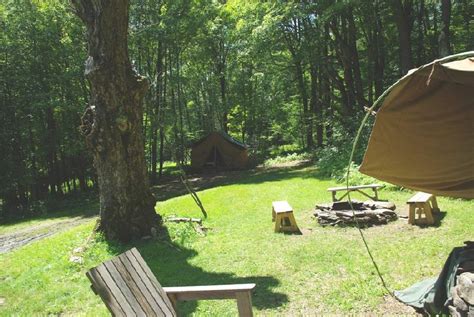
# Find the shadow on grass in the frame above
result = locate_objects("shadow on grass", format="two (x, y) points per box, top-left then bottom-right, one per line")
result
(152, 162), (328, 202)
(414, 211), (447, 228)
(101, 230), (288, 316)
(0, 194), (99, 229)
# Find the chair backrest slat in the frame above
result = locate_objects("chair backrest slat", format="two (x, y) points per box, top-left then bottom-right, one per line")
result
(87, 248), (177, 317)
(124, 249), (176, 316)
(116, 253), (166, 315)
(102, 260), (147, 316)
(128, 248), (176, 316)
(87, 268), (127, 316)
(88, 264), (138, 316)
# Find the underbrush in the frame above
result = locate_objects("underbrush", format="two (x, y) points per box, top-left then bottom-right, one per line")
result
(263, 152), (312, 166)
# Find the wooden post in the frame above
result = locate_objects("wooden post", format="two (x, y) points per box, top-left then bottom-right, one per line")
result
(408, 204), (415, 224)
(431, 196), (440, 213)
(235, 291), (253, 317)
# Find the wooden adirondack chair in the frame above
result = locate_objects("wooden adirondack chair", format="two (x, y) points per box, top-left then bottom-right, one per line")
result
(87, 248), (255, 317)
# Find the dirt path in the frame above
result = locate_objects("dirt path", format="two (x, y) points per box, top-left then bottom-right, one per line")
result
(0, 216), (97, 254)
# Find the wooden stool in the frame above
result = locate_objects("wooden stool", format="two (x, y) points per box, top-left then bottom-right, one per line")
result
(272, 201), (299, 233)
(407, 192), (440, 225)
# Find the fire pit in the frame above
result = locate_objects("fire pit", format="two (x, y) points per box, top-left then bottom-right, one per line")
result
(314, 200), (397, 227)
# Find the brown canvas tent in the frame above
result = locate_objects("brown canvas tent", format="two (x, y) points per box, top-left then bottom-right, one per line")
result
(191, 132), (248, 169)
(360, 54), (474, 199)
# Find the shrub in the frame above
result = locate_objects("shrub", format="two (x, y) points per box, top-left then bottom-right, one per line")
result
(263, 152), (312, 167)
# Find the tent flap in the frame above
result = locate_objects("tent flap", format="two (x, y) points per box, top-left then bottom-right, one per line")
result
(360, 57), (474, 199)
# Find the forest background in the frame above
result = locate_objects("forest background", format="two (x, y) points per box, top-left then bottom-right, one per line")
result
(1, 0), (472, 218)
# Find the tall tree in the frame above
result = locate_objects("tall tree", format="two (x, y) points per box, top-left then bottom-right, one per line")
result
(392, 0), (414, 75)
(71, 0), (161, 241)
(438, 0), (452, 57)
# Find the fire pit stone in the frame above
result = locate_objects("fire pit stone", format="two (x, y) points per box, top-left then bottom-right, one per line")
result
(314, 199), (398, 227)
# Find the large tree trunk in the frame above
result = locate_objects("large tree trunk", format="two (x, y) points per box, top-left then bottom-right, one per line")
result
(72, 0), (161, 242)
(438, 0), (452, 57)
(294, 59), (313, 149)
(393, 0), (414, 75)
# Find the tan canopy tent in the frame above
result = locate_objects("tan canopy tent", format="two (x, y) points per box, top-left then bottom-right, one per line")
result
(360, 54), (474, 199)
(191, 132), (248, 169)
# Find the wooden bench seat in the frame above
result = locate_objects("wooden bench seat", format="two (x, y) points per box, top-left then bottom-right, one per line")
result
(327, 184), (383, 202)
(272, 201), (299, 233)
(407, 192), (439, 225)
(87, 248), (256, 316)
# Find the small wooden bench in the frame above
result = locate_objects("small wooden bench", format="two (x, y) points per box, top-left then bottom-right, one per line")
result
(87, 248), (256, 316)
(327, 184), (383, 202)
(272, 201), (299, 233)
(407, 192), (440, 225)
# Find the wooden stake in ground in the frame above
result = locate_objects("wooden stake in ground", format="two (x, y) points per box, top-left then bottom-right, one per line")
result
(71, 0), (161, 242)
(180, 174), (208, 219)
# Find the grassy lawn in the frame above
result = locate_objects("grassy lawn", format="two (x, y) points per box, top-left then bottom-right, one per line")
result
(0, 165), (473, 315)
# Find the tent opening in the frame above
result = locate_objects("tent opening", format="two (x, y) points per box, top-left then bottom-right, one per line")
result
(204, 146), (226, 168)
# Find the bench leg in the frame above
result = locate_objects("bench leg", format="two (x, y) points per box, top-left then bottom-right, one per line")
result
(408, 204), (415, 224)
(337, 191), (349, 202)
(373, 188), (379, 201)
(331, 191), (338, 202)
(236, 291), (253, 317)
(287, 213), (299, 232)
(424, 203), (434, 225)
(430, 196), (440, 213)
(355, 189), (377, 201)
(274, 215), (281, 232)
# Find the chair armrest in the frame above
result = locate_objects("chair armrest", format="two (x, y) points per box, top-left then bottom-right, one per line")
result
(163, 283), (255, 301)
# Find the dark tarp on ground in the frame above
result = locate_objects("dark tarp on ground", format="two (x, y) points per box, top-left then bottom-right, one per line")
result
(394, 243), (474, 315)
(360, 57), (474, 199)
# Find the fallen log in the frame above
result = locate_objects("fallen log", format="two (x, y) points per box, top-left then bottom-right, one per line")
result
(166, 217), (203, 225)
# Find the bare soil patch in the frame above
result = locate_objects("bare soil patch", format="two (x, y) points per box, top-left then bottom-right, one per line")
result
(0, 216), (96, 253)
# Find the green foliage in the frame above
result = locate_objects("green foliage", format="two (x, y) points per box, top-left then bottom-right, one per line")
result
(164, 221), (199, 248)
(264, 152), (311, 167)
(269, 143), (302, 157)
(2, 0), (472, 220)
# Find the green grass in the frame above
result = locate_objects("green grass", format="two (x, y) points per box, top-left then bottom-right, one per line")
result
(0, 166), (473, 315)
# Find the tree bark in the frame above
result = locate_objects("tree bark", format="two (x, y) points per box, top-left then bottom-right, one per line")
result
(439, 0), (452, 57)
(294, 59), (313, 149)
(151, 42), (164, 184)
(72, 0), (161, 242)
(393, 0), (414, 75)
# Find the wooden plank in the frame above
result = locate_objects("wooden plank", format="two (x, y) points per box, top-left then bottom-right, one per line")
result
(408, 192), (432, 203)
(354, 188), (378, 200)
(128, 248), (176, 316)
(236, 291), (253, 317)
(116, 253), (166, 315)
(272, 201), (292, 213)
(408, 204), (416, 224)
(327, 184), (382, 192)
(423, 203), (434, 224)
(163, 284), (256, 301)
(110, 255), (157, 316)
(86, 269), (125, 316)
(94, 264), (137, 316)
(125, 250), (175, 316)
(430, 196), (440, 212)
(274, 214), (281, 232)
(103, 260), (146, 316)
